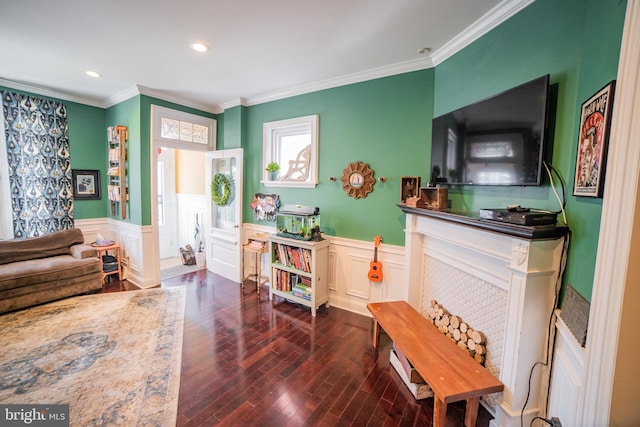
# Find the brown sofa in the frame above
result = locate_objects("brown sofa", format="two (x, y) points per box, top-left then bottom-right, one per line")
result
(0, 228), (103, 314)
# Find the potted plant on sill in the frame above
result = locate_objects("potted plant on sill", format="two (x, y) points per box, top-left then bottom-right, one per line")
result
(266, 162), (280, 181)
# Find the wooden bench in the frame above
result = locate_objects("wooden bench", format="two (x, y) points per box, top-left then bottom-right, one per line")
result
(367, 301), (504, 427)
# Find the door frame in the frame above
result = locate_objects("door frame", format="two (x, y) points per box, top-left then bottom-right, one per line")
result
(149, 105), (216, 282)
(156, 147), (179, 260)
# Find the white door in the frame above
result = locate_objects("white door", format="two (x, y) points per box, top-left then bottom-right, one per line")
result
(205, 148), (243, 282)
(157, 148), (178, 259)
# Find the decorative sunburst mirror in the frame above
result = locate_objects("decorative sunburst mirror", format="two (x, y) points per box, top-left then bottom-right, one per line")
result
(341, 161), (375, 199)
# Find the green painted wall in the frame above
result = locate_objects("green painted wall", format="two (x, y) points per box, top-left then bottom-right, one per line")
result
(243, 70), (434, 245)
(568, 0), (627, 300)
(222, 105), (246, 149)
(105, 96), (141, 224)
(66, 102), (106, 218)
(433, 0), (625, 301)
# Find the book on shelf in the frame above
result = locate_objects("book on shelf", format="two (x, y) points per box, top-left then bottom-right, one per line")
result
(292, 286), (312, 300)
(273, 268), (310, 293)
(272, 242), (312, 273)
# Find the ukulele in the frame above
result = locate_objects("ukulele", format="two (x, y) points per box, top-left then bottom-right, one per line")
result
(368, 235), (383, 282)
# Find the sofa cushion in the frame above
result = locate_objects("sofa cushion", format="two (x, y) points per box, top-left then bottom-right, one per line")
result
(0, 272), (103, 314)
(0, 228), (86, 265)
(0, 255), (102, 291)
(70, 244), (98, 259)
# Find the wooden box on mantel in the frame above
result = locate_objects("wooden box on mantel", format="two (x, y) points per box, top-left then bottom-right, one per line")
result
(420, 187), (448, 209)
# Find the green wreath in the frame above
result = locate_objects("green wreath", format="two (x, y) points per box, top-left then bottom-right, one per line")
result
(211, 173), (232, 206)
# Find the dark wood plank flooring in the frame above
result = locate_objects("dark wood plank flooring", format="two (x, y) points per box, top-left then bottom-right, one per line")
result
(104, 271), (493, 426)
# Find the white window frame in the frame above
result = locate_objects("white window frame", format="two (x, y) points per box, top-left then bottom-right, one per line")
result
(152, 105), (216, 151)
(263, 114), (319, 188)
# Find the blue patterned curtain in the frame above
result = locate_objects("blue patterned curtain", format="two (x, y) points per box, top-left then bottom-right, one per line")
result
(1, 91), (74, 238)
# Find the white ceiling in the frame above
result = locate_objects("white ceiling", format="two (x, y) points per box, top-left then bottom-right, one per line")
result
(0, 0), (532, 113)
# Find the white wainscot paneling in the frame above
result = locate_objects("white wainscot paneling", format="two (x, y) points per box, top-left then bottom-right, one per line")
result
(76, 218), (156, 288)
(177, 193), (206, 251)
(241, 226), (407, 317)
(328, 236), (406, 316)
(379, 257), (406, 302)
(75, 218), (110, 246)
(346, 253), (373, 300)
(547, 313), (585, 426)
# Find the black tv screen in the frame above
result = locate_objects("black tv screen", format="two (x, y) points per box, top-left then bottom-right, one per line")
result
(430, 75), (550, 186)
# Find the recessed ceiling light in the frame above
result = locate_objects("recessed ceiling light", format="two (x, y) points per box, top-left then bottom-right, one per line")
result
(85, 70), (101, 78)
(417, 47), (431, 55)
(192, 42), (210, 53)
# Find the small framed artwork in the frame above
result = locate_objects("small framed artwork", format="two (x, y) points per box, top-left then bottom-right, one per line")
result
(573, 81), (616, 198)
(400, 176), (421, 204)
(72, 169), (101, 200)
(250, 193), (280, 221)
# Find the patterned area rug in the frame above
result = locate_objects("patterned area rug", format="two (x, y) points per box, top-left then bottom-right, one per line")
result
(0, 287), (185, 427)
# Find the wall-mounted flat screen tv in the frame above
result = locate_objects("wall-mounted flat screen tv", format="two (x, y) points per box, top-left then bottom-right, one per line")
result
(430, 74), (550, 186)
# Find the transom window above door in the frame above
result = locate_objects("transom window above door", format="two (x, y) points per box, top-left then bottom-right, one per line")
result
(161, 118), (209, 144)
(153, 105), (216, 149)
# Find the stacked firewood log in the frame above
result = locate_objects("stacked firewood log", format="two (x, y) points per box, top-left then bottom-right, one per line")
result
(425, 300), (487, 366)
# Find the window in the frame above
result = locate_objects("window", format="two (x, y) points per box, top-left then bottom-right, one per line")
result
(160, 118), (209, 144)
(152, 105), (216, 150)
(263, 115), (318, 188)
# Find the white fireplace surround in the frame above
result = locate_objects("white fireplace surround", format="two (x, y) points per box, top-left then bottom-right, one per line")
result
(403, 212), (566, 427)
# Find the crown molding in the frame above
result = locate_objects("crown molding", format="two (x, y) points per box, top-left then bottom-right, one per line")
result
(220, 0), (534, 110)
(0, 79), (222, 115)
(430, 0), (535, 66)
(0, 78), (104, 108)
(101, 86), (141, 109)
(103, 85), (222, 114)
(239, 56), (433, 108)
(220, 97), (248, 110)
(135, 85), (223, 114)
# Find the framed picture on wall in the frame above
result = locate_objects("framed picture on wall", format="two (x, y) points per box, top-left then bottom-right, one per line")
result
(72, 169), (101, 200)
(400, 176), (421, 204)
(573, 81), (616, 198)
(250, 193), (280, 221)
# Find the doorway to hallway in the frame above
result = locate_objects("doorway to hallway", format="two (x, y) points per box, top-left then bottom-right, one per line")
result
(157, 146), (206, 278)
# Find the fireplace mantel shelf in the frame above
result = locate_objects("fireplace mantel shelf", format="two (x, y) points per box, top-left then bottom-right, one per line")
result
(398, 205), (569, 240)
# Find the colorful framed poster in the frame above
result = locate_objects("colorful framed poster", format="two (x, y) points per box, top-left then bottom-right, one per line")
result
(573, 81), (616, 198)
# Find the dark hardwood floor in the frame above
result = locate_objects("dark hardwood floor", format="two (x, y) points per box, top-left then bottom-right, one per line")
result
(104, 271), (492, 426)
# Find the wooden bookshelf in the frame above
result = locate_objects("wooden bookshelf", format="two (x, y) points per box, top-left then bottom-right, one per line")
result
(107, 125), (128, 219)
(268, 235), (329, 317)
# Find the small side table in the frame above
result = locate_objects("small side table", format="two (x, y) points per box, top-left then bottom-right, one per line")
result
(92, 242), (122, 284)
(242, 234), (269, 293)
